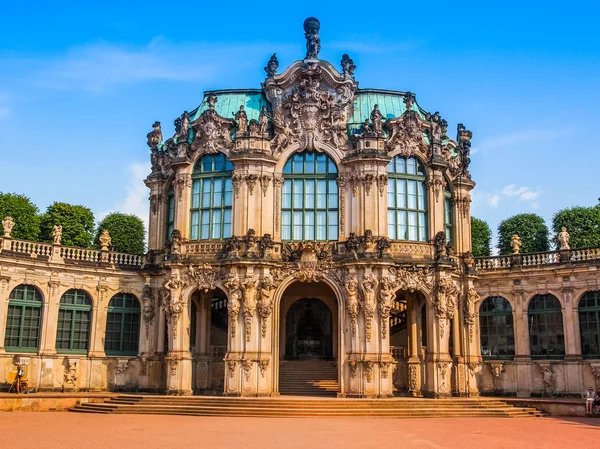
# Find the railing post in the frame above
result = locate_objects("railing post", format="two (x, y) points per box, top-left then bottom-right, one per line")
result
(49, 242), (64, 264)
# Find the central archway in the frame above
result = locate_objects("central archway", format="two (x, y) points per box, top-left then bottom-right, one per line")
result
(278, 281), (339, 396)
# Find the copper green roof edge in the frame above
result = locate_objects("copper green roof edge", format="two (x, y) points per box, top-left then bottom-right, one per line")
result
(189, 89), (269, 122)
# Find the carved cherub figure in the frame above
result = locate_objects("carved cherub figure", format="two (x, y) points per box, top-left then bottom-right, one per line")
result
(2, 216), (15, 237)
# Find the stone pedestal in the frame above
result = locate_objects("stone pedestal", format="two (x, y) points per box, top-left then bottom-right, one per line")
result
(165, 354), (193, 395)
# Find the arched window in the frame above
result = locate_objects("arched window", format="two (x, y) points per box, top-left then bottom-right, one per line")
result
(4, 285), (43, 352)
(282, 151), (338, 241)
(105, 293), (140, 356)
(166, 186), (175, 241)
(528, 294), (565, 359)
(387, 156), (427, 241)
(444, 189), (453, 243)
(56, 289), (92, 353)
(579, 291), (600, 358)
(479, 296), (515, 359)
(190, 153), (233, 240)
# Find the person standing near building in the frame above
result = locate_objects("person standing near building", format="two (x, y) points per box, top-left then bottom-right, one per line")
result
(585, 386), (596, 415)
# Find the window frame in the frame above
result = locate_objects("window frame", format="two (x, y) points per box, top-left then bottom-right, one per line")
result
(578, 291), (600, 359)
(56, 289), (92, 355)
(190, 153), (233, 241)
(281, 151), (339, 241)
(528, 294), (565, 360)
(444, 189), (453, 244)
(4, 285), (43, 353)
(479, 296), (515, 360)
(104, 293), (141, 356)
(387, 156), (428, 242)
(166, 186), (175, 242)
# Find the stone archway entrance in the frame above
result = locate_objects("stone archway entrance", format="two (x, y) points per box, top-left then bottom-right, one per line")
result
(278, 282), (339, 396)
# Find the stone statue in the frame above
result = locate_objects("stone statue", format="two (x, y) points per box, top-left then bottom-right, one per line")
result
(345, 275), (359, 336)
(258, 106), (269, 135)
(340, 54), (356, 76)
(234, 105), (248, 135)
(248, 120), (259, 136)
(362, 119), (372, 135)
(361, 230), (376, 254)
(242, 274), (259, 341)
(175, 111), (190, 142)
(360, 273), (379, 341)
(510, 234), (522, 254)
(2, 216), (15, 238)
(264, 53), (279, 78)
(52, 225), (63, 245)
(370, 104), (384, 134)
(433, 231), (446, 261)
(170, 229), (182, 255)
(303, 17), (321, 60)
(99, 230), (112, 251)
(257, 275), (276, 337)
(146, 121), (162, 149)
(225, 274), (242, 338)
(558, 227), (570, 250)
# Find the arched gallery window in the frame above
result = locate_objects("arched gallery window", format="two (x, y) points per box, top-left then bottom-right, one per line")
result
(190, 153), (233, 240)
(166, 186), (175, 241)
(56, 289), (92, 353)
(387, 156), (427, 241)
(281, 151), (338, 241)
(528, 294), (565, 359)
(105, 293), (140, 356)
(4, 285), (43, 352)
(479, 296), (515, 359)
(444, 189), (453, 243)
(578, 290), (600, 358)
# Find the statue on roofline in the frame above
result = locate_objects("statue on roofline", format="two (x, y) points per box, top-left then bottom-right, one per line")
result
(303, 17), (321, 60)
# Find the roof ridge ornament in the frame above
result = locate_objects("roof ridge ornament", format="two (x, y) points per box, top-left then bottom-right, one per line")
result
(303, 17), (321, 61)
(264, 53), (279, 78)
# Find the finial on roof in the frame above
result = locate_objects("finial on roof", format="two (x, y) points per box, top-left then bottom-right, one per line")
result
(303, 17), (321, 60)
(264, 53), (279, 78)
(341, 54), (356, 76)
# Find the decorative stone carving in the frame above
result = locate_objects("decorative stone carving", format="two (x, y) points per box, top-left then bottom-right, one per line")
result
(225, 273), (242, 339)
(141, 285), (156, 338)
(264, 53), (279, 78)
(146, 121), (162, 149)
(538, 363), (556, 396)
(258, 233), (275, 258)
(434, 278), (459, 338)
(174, 111), (190, 144)
(510, 234), (522, 254)
(258, 359), (270, 378)
(99, 230), (112, 251)
(345, 275), (359, 337)
(377, 237), (391, 259)
(388, 266), (433, 294)
(63, 357), (79, 389)
(488, 362), (504, 392)
(186, 263), (223, 292)
(242, 274), (259, 342)
(259, 174), (271, 197)
(558, 227), (570, 250)
(384, 97), (426, 156)
(257, 275), (275, 338)
(191, 95), (235, 155)
(51, 225), (63, 245)
(455, 195), (472, 218)
(378, 277), (395, 339)
(362, 174), (375, 196)
(258, 106), (270, 136)
(360, 273), (379, 342)
(233, 105), (248, 135)
(433, 231), (446, 261)
(169, 229), (182, 256)
(242, 359), (253, 382)
(408, 364), (419, 395)
(115, 359), (129, 388)
(360, 229), (376, 254)
(454, 123), (472, 179)
(172, 173), (192, 202)
(345, 232), (360, 260)
(160, 276), (185, 333)
(349, 175), (361, 197)
(348, 360), (357, 379)
(376, 174), (388, 197)
(2, 216), (15, 238)
(462, 251), (475, 272)
(370, 104), (384, 135)
(591, 364), (600, 389)
(364, 361), (374, 383)
(245, 174), (258, 195)
(227, 360), (237, 378)
(303, 17), (321, 60)
(340, 54), (356, 76)
(437, 361), (451, 394)
(273, 241), (336, 283)
(231, 173), (243, 198)
(464, 287), (480, 342)
(431, 177), (445, 203)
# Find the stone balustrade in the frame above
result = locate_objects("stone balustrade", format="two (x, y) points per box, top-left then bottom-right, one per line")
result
(475, 246), (600, 271)
(0, 237), (145, 268)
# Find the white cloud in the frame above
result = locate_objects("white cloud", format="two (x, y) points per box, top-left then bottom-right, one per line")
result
(473, 184), (541, 208)
(97, 161), (150, 235)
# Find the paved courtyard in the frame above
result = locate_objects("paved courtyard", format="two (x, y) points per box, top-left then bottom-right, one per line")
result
(1, 413), (598, 449)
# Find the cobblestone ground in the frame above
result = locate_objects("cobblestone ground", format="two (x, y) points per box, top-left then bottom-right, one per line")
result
(1, 413), (598, 449)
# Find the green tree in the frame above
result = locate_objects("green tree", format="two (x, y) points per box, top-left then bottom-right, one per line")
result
(497, 213), (549, 255)
(0, 192), (41, 241)
(471, 217), (492, 257)
(39, 202), (95, 248)
(552, 205), (600, 249)
(94, 213), (146, 254)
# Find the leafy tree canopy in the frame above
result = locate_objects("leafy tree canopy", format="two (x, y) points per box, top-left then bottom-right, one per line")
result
(0, 192), (40, 241)
(471, 217), (492, 257)
(497, 213), (549, 255)
(39, 202), (95, 248)
(94, 213), (145, 254)
(552, 206), (600, 249)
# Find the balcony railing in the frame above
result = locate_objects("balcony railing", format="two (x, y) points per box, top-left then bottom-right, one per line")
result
(1, 237), (145, 268)
(475, 246), (600, 271)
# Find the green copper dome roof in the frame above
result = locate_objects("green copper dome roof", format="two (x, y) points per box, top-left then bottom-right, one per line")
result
(189, 89), (269, 122)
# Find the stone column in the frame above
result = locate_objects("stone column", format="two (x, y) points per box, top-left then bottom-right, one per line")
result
(173, 172), (192, 240)
(407, 292), (422, 396)
(145, 178), (167, 251)
(512, 291), (531, 397)
(0, 277), (11, 353)
(89, 285), (109, 357)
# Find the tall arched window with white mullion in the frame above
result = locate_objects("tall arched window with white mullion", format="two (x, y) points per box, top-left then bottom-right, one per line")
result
(4, 285), (43, 353)
(387, 156), (428, 242)
(444, 189), (453, 243)
(281, 151), (338, 241)
(190, 153), (233, 240)
(166, 186), (175, 241)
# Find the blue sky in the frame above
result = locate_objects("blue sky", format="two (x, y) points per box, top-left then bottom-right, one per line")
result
(0, 1), (598, 249)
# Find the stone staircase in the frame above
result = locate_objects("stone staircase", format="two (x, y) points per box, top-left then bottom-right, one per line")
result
(70, 395), (546, 418)
(279, 360), (339, 397)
